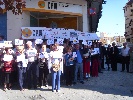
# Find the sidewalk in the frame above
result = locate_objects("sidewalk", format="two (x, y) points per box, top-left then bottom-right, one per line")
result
(0, 63), (133, 100)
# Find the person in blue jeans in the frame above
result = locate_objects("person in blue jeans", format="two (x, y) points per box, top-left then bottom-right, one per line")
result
(15, 45), (28, 91)
(73, 43), (84, 84)
(49, 44), (63, 92)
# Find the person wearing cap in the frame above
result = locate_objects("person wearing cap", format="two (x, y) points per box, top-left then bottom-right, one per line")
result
(110, 42), (119, 71)
(25, 41), (38, 89)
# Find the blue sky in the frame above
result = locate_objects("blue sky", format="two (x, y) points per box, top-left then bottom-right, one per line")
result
(97, 0), (128, 37)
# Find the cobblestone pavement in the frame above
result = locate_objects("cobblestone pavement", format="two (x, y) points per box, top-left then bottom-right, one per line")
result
(0, 63), (133, 100)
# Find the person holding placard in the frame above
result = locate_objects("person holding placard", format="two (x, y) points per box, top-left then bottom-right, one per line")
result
(2, 48), (14, 91)
(73, 43), (84, 85)
(25, 41), (38, 89)
(38, 44), (49, 88)
(90, 44), (99, 77)
(83, 45), (91, 79)
(64, 46), (75, 86)
(49, 43), (63, 92)
(15, 45), (28, 91)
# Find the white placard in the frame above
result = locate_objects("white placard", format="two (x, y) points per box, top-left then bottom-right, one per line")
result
(73, 39), (79, 44)
(35, 39), (43, 44)
(39, 52), (48, 59)
(56, 39), (64, 45)
(73, 52), (77, 58)
(78, 32), (86, 40)
(4, 41), (13, 47)
(60, 30), (70, 39)
(70, 31), (78, 38)
(27, 50), (37, 57)
(0, 41), (5, 48)
(3, 55), (13, 61)
(82, 40), (87, 45)
(22, 60), (28, 67)
(94, 48), (99, 54)
(17, 55), (25, 62)
(15, 39), (23, 45)
(45, 30), (52, 39)
(47, 39), (54, 45)
(58, 46), (64, 52)
(88, 41), (92, 46)
(51, 51), (62, 58)
(91, 49), (97, 55)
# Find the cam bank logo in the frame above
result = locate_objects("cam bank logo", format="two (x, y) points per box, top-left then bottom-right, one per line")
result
(38, 1), (45, 8)
(22, 28), (32, 38)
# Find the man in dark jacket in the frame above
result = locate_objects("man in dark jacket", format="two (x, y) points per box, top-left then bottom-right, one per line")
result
(110, 42), (119, 71)
(99, 42), (106, 71)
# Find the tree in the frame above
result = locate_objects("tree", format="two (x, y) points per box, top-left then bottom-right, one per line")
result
(0, 0), (26, 15)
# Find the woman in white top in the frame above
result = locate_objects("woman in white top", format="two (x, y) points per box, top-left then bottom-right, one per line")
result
(49, 43), (63, 92)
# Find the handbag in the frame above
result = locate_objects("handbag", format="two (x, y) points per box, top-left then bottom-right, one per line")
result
(52, 63), (60, 72)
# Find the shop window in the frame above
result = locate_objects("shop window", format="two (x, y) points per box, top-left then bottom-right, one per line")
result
(30, 15), (38, 27)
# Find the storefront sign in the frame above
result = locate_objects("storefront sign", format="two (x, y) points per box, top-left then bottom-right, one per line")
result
(47, 1), (69, 10)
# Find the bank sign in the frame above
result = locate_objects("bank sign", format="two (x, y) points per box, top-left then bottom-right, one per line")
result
(26, 0), (82, 14)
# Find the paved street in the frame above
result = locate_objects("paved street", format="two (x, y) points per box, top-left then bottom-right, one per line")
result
(0, 63), (133, 100)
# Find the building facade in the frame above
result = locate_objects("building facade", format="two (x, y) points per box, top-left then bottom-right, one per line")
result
(99, 32), (126, 45)
(0, 0), (89, 41)
(124, 0), (133, 43)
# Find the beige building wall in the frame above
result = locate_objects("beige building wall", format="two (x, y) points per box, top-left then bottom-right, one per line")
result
(7, 11), (30, 42)
(6, 0), (88, 41)
(25, 0), (88, 32)
(124, 3), (133, 43)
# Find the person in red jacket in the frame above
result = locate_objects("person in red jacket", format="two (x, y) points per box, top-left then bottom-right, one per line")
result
(2, 48), (14, 91)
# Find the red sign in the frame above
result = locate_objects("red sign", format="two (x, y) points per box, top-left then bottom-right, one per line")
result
(88, 8), (96, 15)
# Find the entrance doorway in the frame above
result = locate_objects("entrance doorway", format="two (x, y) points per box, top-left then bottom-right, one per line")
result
(30, 12), (78, 30)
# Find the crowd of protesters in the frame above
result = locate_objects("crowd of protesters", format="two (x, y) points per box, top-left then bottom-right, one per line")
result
(0, 36), (132, 92)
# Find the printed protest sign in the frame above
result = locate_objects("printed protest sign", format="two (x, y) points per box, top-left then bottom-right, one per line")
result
(15, 39), (23, 45)
(35, 39), (43, 44)
(4, 41), (13, 47)
(27, 50), (37, 57)
(88, 41), (92, 46)
(0, 41), (5, 48)
(17, 55), (25, 62)
(57, 39), (64, 45)
(39, 52), (48, 59)
(47, 39), (54, 45)
(3, 55), (13, 61)
(73, 52), (77, 58)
